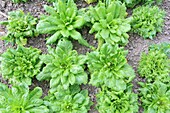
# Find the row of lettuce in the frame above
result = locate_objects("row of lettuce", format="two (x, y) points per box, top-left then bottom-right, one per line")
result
(0, 41), (169, 112)
(138, 43), (170, 113)
(0, 0), (169, 113)
(1, 0), (165, 47)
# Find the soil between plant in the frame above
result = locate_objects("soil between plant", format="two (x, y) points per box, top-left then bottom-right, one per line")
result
(0, 0), (170, 113)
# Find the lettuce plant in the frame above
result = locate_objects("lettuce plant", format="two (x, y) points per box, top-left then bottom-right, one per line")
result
(139, 81), (170, 113)
(44, 85), (92, 113)
(131, 5), (165, 39)
(138, 49), (170, 83)
(149, 43), (170, 59)
(37, 0), (91, 48)
(11, 0), (27, 3)
(0, 10), (38, 45)
(96, 87), (138, 113)
(87, 1), (131, 49)
(0, 46), (42, 85)
(0, 83), (49, 113)
(37, 39), (87, 92)
(87, 43), (135, 91)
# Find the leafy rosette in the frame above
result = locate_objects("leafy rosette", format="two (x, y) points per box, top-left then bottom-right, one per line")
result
(96, 87), (138, 113)
(0, 83), (49, 113)
(138, 49), (170, 83)
(131, 5), (165, 39)
(0, 46), (42, 85)
(139, 81), (170, 113)
(44, 85), (92, 113)
(37, 39), (87, 91)
(0, 10), (38, 45)
(87, 43), (135, 91)
(37, 0), (91, 47)
(87, 1), (131, 49)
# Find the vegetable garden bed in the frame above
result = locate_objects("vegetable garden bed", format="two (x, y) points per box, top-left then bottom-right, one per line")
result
(0, 0), (170, 113)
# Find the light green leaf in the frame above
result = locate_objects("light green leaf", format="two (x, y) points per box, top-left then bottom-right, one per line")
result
(37, 22), (58, 34)
(70, 30), (90, 47)
(70, 65), (83, 74)
(76, 73), (87, 84)
(74, 93), (84, 103)
(69, 74), (76, 85)
(100, 29), (109, 39)
(72, 16), (85, 28)
(29, 87), (42, 100)
(60, 28), (70, 37)
(39, 54), (54, 64)
(46, 31), (61, 44)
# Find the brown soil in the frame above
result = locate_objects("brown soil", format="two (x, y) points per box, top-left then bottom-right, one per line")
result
(0, 0), (170, 113)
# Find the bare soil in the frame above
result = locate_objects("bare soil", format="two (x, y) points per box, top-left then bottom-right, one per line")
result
(0, 0), (170, 113)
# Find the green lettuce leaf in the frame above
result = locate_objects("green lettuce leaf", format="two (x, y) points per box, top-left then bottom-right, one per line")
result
(0, 10), (38, 45)
(131, 5), (165, 39)
(87, 43), (135, 91)
(44, 85), (92, 113)
(37, 0), (91, 48)
(87, 0), (131, 49)
(138, 49), (170, 83)
(96, 87), (139, 113)
(139, 81), (170, 113)
(37, 39), (87, 91)
(0, 46), (42, 86)
(0, 83), (49, 113)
